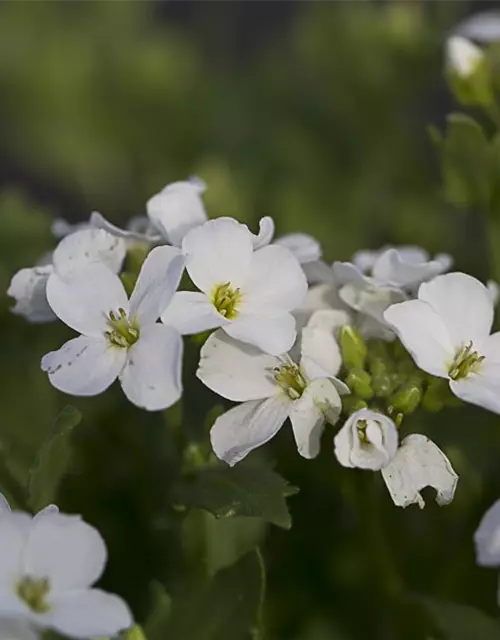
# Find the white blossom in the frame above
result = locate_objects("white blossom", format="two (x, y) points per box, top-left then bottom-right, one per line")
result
(455, 11), (500, 43)
(474, 499), (500, 567)
(488, 279), (499, 306)
(42, 246), (185, 411)
(446, 36), (485, 78)
(0, 618), (40, 640)
(161, 217), (307, 355)
(8, 229), (126, 324)
(381, 434), (458, 509)
(197, 328), (347, 465)
(334, 409), (398, 470)
(384, 272), (500, 415)
(0, 508), (132, 639)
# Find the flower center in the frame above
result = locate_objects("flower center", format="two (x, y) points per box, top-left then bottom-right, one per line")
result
(356, 418), (370, 443)
(105, 308), (140, 348)
(448, 341), (485, 380)
(274, 363), (307, 400)
(16, 576), (51, 613)
(211, 282), (242, 320)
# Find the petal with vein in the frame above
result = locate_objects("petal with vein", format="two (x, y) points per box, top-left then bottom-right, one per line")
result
(53, 228), (126, 277)
(161, 291), (225, 335)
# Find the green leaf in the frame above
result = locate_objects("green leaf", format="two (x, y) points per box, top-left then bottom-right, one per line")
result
(28, 405), (82, 511)
(165, 549), (265, 640)
(171, 463), (298, 529)
(422, 598), (500, 640)
(434, 113), (493, 210)
(144, 582), (172, 640)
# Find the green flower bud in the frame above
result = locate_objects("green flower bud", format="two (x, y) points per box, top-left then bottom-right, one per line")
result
(339, 326), (367, 370)
(346, 368), (373, 400)
(123, 627), (147, 640)
(341, 396), (368, 415)
(389, 382), (422, 415)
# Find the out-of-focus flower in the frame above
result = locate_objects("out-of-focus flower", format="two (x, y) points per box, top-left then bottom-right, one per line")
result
(0, 618), (40, 640)
(0, 508), (132, 639)
(455, 11), (500, 44)
(475, 499), (500, 566)
(446, 36), (485, 79)
(197, 329), (347, 465)
(161, 217), (307, 355)
(385, 272), (500, 414)
(42, 246), (185, 411)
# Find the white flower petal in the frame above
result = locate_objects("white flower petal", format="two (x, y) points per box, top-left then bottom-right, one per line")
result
(381, 434), (458, 509)
(161, 291), (226, 335)
(0, 512), (31, 587)
(334, 409), (398, 471)
(332, 261), (364, 285)
(128, 246), (185, 325)
(46, 266), (128, 337)
(383, 299), (453, 377)
(301, 260), (336, 285)
(225, 312), (296, 355)
(0, 619), (39, 640)
(49, 589), (132, 639)
(487, 280), (499, 307)
(23, 512), (106, 591)
(90, 211), (159, 243)
(7, 266), (54, 323)
(0, 492), (10, 512)
(475, 499), (500, 566)
(197, 330), (279, 402)
(251, 216), (275, 250)
(119, 324), (183, 411)
(289, 379), (342, 459)
(182, 218), (253, 293)
(340, 281), (406, 324)
(210, 395), (290, 466)
(419, 273), (494, 347)
(52, 229), (126, 277)
(41, 337), (126, 396)
(242, 245), (307, 314)
(274, 233), (322, 264)
(300, 326), (342, 379)
(456, 11), (500, 43)
(446, 36), (484, 77)
(372, 248), (448, 288)
(147, 179), (208, 247)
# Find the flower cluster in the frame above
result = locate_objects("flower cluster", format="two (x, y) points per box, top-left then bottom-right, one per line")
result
(9, 178), (500, 512)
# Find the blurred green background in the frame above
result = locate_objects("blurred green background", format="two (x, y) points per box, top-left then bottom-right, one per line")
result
(1, 1), (500, 638)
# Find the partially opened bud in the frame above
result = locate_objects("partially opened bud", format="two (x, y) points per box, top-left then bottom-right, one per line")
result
(339, 325), (367, 370)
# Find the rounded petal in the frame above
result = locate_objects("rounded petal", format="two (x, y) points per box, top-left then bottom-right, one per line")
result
(0, 619), (39, 640)
(381, 434), (458, 509)
(340, 281), (406, 323)
(46, 266), (128, 337)
(289, 379), (341, 459)
(147, 179), (208, 247)
(301, 324), (342, 379)
(210, 396), (290, 466)
(49, 589), (132, 639)
(332, 261), (364, 285)
(475, 499), (500, 566)
(41, 337), (126, 396)
(7, 266), (55, 323)
(128, 246), (185, 325)
(120, 324), (183, 411)
(225, 312), (296, 355)
(90, 211), (159, 243)
(52, 229), (126, 277)
(456, 11), (500, 43)
(251, 216), (275, 250)
(334, 409), (398, 471)
(243, 245), (307, 313)
(161, 291), (225, 335)
(372, 248), (448, 288)
(274, 233), (322, 264)
(487, 280), (500, 307)
(383, 300), (453, 378)
(197, 330), (279, 402)
(23, 512), (107, 590)
(446, 36), (484, 77)
(301, 260), (336, 285)
(0, 512), (31, 588)
(182, 218), (253, 293)
(0, 492), (10, 512)
(418, 273), (494, 347)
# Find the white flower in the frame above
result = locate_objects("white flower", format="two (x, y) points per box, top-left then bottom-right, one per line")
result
(0, 618), (40, 640)
(455, 11), (500, 43)
(334, 409), (398, 470)
(384, 272), (500, 414)
(474, 499), (500, 567)
(334, 246), (452, 290)
(8, 229), (126, 324)
(161, 217), (307, 355)
(334, 410), (458, 508)
(488, 279), (499, 306)
(197, 328), (347, 465)
(446, 36), (484, 78)
(0, 508), (132, 639)
(42, 246), (185, 411)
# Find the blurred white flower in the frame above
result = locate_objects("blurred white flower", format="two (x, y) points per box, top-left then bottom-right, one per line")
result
(197, 329), (347, 465)
(446, 36), (484, 78)
(161, 217), (307, 355)
(42, 246), (185, 411)
(0, 618), (40, 640)
(384, 272), (500, 414)
(8, 229), (126, 324)
(488, 280), (500, 307)
(0, 508), (132, 639)
(455, 11), (500, 44)
(381, 434), (458, 508)
(475, 499), (500, 567)
(334, 408), (398, 470)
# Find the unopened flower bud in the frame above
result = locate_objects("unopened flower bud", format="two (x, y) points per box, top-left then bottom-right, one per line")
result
(341, 396), (368, 416)
(390, 383), (422, 415)
(346, 368), (373, 400)
(123, 626), (147, 640)
(339, 325), (367, 370)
